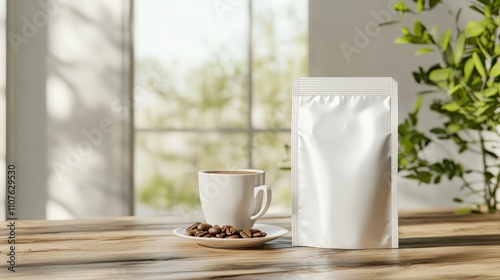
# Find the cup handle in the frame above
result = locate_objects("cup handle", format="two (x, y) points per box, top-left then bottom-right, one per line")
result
(250, 185), (272, 221)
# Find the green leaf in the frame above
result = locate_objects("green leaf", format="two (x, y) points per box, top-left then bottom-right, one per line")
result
(469, 5), (484, 16)
(429, 0), (440, 8)
(473, 52), (486, 77)
(394, 34), (429, 44)
(431, 162), (445, 172)
(417, 90), (440, 95)
(442, 102), (460, 111)
(414, 95), (423, 113)
(429, 68), (452, 81)
(401, 138), (414, 153)
(393, 1), (410, 13)
(494, 45), (500, 56)
(447, 84), (463, 95)
(405, 174), (418, 180)
(416, 0), (424, 13)
(455, 208), (471, 215)
(447, 123), (462, 133)
(464, 57), (474, 82)
(455, 8), (462, 25)
(416, 0), (424, 14)
(379, 21), (400, 27)
(412, 72), (421, 83)
(475, 37), (489, 58)
(436, 131), (451, 140)
(489, 62), (500, 78)
(409, 112), (417, 125)
(419, 171), (433, 184)
(454, 33), (466, 65)
(395, 36), (411, 44)
(445, 48), (454, 66)
(439, 29), (451, 52)
(485, 5), (491, 18)
(433, 176), (441, 184)
(415, 47), (434, 55)
(465, 21), (485, 37)
(431, 127), (450, 139)
(430, 128), (445, 133)
(422, 31), (434, 44)
(483, 88), (498, 97)
(473, 104), (490, 116)
(414, 20), (425, 37)
(476, 0), (490, 5)
(482, 18), (495, 31)
(453, 197), (464, 203)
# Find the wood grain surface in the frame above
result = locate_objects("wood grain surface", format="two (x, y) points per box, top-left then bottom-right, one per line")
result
(0, 210), (499, 279)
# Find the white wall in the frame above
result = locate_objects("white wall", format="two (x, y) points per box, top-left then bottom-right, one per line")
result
(7, 0), (132, 219)
(309, 0), (485, 208)
(45, 0), (133, 219)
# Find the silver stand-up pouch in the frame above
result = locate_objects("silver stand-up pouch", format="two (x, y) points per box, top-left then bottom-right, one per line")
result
(292, 77), (398, 249)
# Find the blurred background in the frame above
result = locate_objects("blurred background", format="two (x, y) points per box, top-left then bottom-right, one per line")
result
(1, 0), (496, 220)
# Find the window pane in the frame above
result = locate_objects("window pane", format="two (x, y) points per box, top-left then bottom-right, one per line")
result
(135, 132), (248, 215)
(253, 132), (291, 213)
(252, 0), (308, 129)
(134, 0), (307, 215)
(134, 0), (249, 129)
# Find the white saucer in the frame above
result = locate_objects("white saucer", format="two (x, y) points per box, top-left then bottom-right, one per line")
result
(173, 224), (288, 248)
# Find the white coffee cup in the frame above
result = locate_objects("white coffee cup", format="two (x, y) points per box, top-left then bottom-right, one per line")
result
(198, 169), (272, 229)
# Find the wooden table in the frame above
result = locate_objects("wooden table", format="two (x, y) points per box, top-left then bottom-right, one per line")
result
(1, 210), (499, 279)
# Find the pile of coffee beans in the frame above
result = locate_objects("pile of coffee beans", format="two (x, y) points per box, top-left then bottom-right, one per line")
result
(185, 222), (267, 239)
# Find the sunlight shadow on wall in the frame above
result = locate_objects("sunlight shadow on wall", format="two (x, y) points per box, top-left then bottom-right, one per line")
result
(46, 0), (131, 219)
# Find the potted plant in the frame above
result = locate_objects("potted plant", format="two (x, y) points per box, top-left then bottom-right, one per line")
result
(386, 0), (500, 213)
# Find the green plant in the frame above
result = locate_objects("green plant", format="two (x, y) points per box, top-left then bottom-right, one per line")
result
(387, 0), (500, 213)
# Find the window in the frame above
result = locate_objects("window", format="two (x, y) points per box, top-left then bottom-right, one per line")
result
(134, 0), (308, 215)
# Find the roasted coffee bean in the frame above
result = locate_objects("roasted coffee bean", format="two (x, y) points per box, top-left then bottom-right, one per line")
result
(239, 229), (253, 238)
(197, 223), (212, 231)
(187, 222), (201, 231)
(252, 231), (267, 237)
(195, 231), (208, 237)
(225, 226), (237, 236)
(208, 225), (221, 235)
(184, 224), (267, 238)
